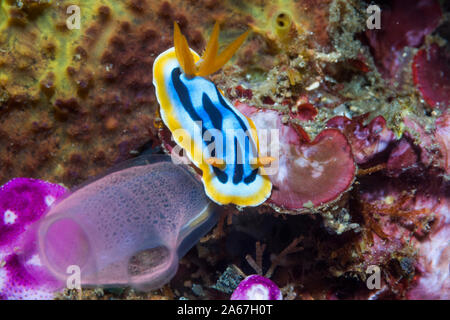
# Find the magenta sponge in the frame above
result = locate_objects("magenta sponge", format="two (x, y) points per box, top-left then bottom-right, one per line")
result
(231, 275), (282, 300)
(0, 178), (67, 299)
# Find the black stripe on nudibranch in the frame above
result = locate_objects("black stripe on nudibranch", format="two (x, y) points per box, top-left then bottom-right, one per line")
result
(212, 166), (228, 184)
(172, 67), (229, 184)
(171, 67), (259, 187)
(172, 68), (204, 126)
(216, 87), (249, 133)
(202, 93), (223, 131)
(244, 168), (258, 184)
(172, 68), (217, 152)
(233, 137), (244, 184)
(217, 90), (259, 186)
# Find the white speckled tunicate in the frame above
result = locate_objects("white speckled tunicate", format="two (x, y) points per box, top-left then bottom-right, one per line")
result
(37, 155), (217, 291)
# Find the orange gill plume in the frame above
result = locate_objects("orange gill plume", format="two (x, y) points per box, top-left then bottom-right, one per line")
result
(173, 21), (250, 77)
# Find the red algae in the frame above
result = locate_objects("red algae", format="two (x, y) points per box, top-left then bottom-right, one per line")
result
(412, 44), (450, 109)
(356, 171), (448, 298)
(327, 114), (395, 165)
(436, 113), (450, 174)
(290, 103), (318, 122)
(402, 113), (449, 173)
(407, 199), (449, 299)
(269, 128), (355, 210)
(236, 103), (355, 212)
(386, 139), (418, 176)
(366, 0), (442, 78)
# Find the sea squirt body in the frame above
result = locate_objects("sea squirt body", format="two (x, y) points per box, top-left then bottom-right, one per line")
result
(37, 155), (217, 291)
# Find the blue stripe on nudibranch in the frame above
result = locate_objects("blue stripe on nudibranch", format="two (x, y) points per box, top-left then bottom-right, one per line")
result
(153, 48), (272, 207)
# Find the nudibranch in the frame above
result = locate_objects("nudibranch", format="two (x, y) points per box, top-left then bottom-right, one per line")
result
(153, 22), (273, 207)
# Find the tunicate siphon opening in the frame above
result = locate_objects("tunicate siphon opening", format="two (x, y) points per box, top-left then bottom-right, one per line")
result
(42, 217), (91, 276)
(128, 246), (171, 277)
(273, 12), (292, 38)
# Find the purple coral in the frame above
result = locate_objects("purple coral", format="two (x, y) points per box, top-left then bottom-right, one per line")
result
(0, 178), (66, 300)
(230, 275), (282, 300)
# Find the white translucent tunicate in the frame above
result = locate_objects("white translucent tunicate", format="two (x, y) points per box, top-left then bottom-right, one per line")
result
(37, 155), (218, 291)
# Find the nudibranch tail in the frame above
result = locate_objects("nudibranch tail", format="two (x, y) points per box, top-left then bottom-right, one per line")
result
(153, 22), (272, 207)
